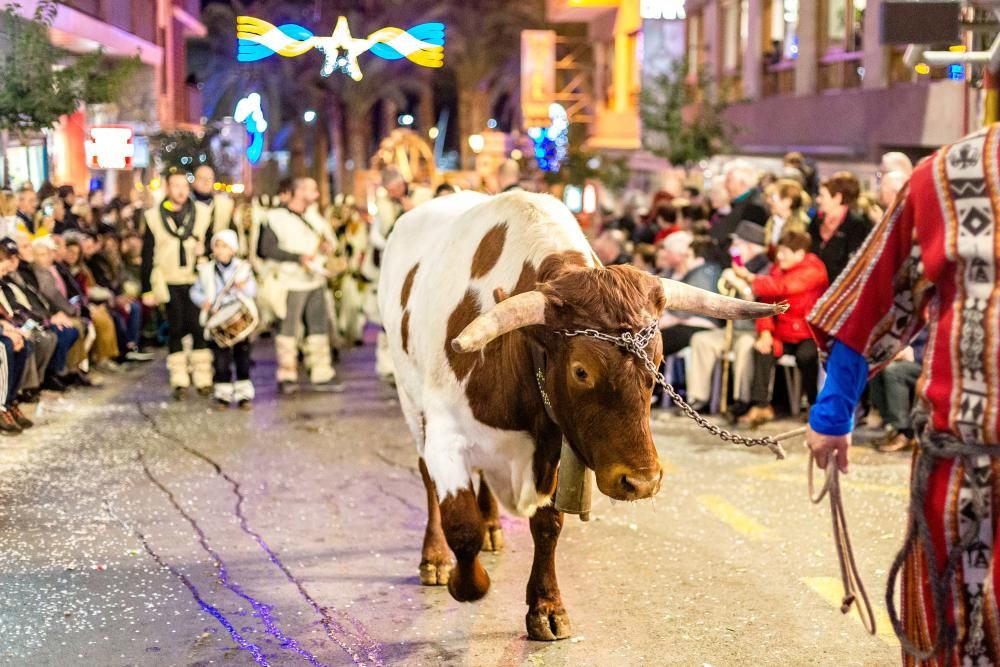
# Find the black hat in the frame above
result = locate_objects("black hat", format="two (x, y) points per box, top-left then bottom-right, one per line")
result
(0, 236), (19, 255)
(731, 220), (766, 246)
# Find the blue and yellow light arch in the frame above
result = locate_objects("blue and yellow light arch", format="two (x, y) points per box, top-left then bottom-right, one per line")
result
(237, 15), (445, 81)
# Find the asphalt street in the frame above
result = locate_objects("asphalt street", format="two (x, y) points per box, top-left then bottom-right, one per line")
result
(0, 338), (909, 666)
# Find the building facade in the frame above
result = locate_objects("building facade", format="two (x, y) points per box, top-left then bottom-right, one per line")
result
(5, 0), (205, 191)
(686, 0), (974, 168)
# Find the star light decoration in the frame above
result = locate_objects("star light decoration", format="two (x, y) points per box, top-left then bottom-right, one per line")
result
(236, 15), (445, 81)
(233, 93), (267, 164)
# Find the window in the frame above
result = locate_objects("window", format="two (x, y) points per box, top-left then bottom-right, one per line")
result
(722, 0), (741, 71)
(825, 0), (865, 53)
(767, 0), (799, 61)
(687, 11), (704, 70)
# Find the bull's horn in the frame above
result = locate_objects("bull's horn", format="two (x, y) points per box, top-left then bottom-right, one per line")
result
(451, 290), (547, 353)
(659, 278), (788, 320)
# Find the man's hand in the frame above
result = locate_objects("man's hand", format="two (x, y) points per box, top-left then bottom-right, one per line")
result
(50, 312), (72, 329)
(732, 266), (754, 283)
(300, 254), (315, 269)
(142, 293), (157, 308)
(807, 426), (851, 473)
(201, 301), (212, 312)
(754, 331), (773, 355)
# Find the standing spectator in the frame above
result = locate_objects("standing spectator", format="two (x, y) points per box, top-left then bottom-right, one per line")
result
(737, 231), (828, 427)
(763, 179), (810, 258)
(711, 160), (769, 255)
(633, 203), (676, 245)
(809, 171), (870, 282)
(783, 151), (820, 196)
(15, 186), (39, 237)
(56, 185), (81, 233)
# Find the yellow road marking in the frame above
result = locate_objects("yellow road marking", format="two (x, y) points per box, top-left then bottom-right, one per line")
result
(738, 462), (909, 497)
(696, 494), (770, 539)
(801, 576), (897, 646)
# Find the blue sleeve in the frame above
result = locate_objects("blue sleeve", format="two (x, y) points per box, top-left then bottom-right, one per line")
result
(808, 340), (869, 436)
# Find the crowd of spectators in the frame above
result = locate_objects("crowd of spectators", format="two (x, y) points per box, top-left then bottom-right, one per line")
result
(593, 150), (919, 452)
(0, 182), (156, 436)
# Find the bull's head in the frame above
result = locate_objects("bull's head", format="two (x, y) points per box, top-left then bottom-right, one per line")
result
(451, 264), (784, 502)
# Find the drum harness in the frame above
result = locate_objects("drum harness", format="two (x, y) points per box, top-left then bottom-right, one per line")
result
(535, 319), (875, 638)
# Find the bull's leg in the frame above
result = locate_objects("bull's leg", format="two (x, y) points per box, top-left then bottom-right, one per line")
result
(440, 487), (491, 602)
(477, 477), (504, 552)
(418, 458), (453, 586)
(525, 505), (571, 641)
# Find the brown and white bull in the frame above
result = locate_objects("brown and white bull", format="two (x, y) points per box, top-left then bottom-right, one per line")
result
(378, 191), (781, 640)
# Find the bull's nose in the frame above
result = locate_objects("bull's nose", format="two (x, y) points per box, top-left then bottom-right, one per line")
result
(619, 468), (662, 499)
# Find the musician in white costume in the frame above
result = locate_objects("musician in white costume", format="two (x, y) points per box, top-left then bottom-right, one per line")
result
(190, 230), (257, 408)
(257, 178), (336, 392)
(362, 168), (430, 380)
(141, 170), (214, 398)
(192, 165), (236, 238)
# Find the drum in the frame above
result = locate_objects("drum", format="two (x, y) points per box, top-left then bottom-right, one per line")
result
(204, 296), (259, 348)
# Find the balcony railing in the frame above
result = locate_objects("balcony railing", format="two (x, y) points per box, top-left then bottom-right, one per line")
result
(762, 60), (795, 97)
(819, 51), (863, 92)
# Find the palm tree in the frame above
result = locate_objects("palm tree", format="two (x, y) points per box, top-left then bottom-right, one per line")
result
(426, 0), (545, 167)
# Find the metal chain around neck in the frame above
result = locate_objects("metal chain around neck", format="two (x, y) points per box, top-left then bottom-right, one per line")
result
(556, 321), (786, 459)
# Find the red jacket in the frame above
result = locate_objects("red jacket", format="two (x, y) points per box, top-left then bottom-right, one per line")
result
(752, 253), (829, 357)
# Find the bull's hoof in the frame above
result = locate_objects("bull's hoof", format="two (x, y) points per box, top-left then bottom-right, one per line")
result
(447, 560), (490, 602)
(481, 524), (504, 552)
(526, 605), (572, 641)
(419, 557), (453, 586)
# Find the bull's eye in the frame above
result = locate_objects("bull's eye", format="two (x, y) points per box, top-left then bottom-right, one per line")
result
(574, 366), (589, 381)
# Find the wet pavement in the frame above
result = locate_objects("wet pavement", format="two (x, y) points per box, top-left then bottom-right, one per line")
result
(0, 338), (909, 666)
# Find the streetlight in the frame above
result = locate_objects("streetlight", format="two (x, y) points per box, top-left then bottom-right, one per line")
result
(468, 134), (485, 154)
(398, 113), (414, 126)
(303, 110), (317, 123)
(428, 126), (439, 139)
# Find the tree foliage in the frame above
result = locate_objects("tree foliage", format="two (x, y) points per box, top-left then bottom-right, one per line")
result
(0, 0), (140, 136)
(640, 59), (734, 166)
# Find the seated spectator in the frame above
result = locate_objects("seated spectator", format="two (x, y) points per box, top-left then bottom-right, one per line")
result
(869, 330), (927, 453)
(686, 221), (770, 415)
(13, 235), (90, 387)
(0, 239), (66, 395)
(592, 229), (632, 266)
(56, 185), (81, 233)
(809, 171), (870, 282)
(763, 179), (810, 258)
(631, 243), (658, 274)
(658, 230), (724, 356)
(711, 160), (769, 256)
(633, 203), (677, 245)
(33, 236), (120, 373)
(737, 231), (829, 427)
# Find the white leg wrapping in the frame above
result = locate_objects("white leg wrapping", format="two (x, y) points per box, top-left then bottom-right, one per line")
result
(305, 334), (335, 384)
(214, 382), (234, 402)
(275, 335), (299, 383)
(190, 348), (214, 390)
(166, 352), (191, 389)
(234, 380), (255, 402)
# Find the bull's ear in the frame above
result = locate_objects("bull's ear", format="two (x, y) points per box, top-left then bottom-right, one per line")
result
(659, 278), (788, 320)
(451, 290), (547, 353)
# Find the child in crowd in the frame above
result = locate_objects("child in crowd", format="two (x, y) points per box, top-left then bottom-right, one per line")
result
(190, 230), (257, 409)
